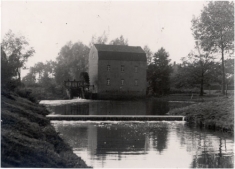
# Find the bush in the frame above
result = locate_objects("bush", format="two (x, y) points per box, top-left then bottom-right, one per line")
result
(15, 87), (37, 103)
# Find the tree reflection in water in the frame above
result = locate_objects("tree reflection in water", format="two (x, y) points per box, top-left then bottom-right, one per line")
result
(53, 121), (233, 168)
(175, 124), (234, 168)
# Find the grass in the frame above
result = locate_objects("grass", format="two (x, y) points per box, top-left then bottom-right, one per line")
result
(1, 90), (90, 168)
(168, 96), (234, 133)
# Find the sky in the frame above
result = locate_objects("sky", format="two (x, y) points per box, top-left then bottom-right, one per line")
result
(1, 1), (207, 77)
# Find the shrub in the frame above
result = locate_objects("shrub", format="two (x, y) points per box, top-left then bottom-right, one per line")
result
(15, 87), (37, 103)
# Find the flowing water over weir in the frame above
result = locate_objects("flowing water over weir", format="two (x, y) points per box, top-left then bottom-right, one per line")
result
(41, 99), (234, 168)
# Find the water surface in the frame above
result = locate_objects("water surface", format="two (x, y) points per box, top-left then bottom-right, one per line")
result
(44, 99), (193, 116)
(42, 99), (233, 168)
(52, 121), (234, 168)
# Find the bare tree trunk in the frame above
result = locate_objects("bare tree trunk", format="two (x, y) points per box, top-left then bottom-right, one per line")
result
(221, 47), (225, 95)
(17, 67), (21, 82)
(226, 83), (228, 96)
(200, 73), (204, 96)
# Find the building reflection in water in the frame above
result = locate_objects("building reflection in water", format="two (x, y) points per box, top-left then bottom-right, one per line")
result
(53, 122), (234, 168)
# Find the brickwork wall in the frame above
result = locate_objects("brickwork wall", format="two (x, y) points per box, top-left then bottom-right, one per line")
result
(97, 59), (146, 99)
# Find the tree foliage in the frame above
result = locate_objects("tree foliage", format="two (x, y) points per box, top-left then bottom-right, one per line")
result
(147, 48), (172, 95)
(143, 45), (153, 65)
(109, 35), (128, 46)
(211, 58), (235, 86)
(1, 30), (35, 81)
(89, 31), (108, 47)
(172, 47), (215, 95)
(1, 48), (14, 83)
(22, 61), (56, 87)
(191, 1), (234, 94)
(54, 41), (90, 84)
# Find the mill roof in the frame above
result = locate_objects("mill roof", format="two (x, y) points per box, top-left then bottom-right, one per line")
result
(93, 44), (146, 61)
(94, 44), (145, 53)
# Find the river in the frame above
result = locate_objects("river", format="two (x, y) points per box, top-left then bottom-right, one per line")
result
(41, 98), (234, 168)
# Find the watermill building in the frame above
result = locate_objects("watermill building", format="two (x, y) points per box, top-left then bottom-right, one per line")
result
(89, 44), (147, 99)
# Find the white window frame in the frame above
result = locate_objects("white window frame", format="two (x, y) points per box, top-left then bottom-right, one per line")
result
(121, 79), (124, 85)
(107, 78), (110, 86)
(107, 65), (110, 71)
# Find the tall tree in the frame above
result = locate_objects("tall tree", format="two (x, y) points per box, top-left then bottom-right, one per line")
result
(55, 41), (90, 84)
(22, 71), (36, 86)
(22, 61), (56, 87)
(109, 35), (128, 46)
(192, 1), (234, 94)
(209, 58), (235, 93)
(174, 46), (215, 96)
(147, 48), (172, 95)
(1, 48), (13, 83)
(143, 45), (153, 65)
(225, 58), (234, 86)
(1, 30), (35, 81)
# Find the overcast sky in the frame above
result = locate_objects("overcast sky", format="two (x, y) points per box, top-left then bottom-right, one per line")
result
(2, 1), (207, 76)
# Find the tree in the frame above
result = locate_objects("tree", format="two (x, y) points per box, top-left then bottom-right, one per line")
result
(192, 1), (234, 95)
(209, 58), (235, 94)
(54, 41), (90, 84)
(109, 35), (128, 46)
(174, 46), (215, 96)
(22, 71), (37, 86)
(89, 31), (108, 47)
(143, 45), (153, 65)
(147, 48), (172, 95)
(33, 62), (45, 81)
(22, 61), (56, 87)
(225, 58), (234, 86)
(1, 48), (15, 84)
(1, 30), (35, 81)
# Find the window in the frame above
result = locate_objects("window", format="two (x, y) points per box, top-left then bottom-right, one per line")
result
(107, 65), (110, 71)
(135, 66), (138, 73)
(135, 79), (138, 86)
(121, 79), (124, 85)
(107, 78), (110, 86)
(121, 65), (124, 72)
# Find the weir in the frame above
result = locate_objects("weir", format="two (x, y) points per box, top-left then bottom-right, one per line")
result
(46, 115), (185, 121)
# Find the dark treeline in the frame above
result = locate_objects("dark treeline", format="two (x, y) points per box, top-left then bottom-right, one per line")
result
(1, 1), (234, 99)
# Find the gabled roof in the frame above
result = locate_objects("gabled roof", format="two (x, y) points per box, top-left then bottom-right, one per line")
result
(93, 44), (146, 61)
(94, 44), (145, 53)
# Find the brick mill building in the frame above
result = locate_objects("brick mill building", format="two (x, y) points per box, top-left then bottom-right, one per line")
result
(89, 44), (147, 99)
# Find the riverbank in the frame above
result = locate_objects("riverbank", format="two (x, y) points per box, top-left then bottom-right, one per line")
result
(1, 90), (89, 167)
(168, 96), (234, 133)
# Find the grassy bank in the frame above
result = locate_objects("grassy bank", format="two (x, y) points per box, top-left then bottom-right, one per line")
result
(1, 90), (89, 167)
(168, 96), (234, 133)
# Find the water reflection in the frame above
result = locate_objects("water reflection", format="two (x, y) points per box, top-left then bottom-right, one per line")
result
(52, 121), (234, 168)
(49, 99), (193, 116)
(151, 125), (168, 153)
(174, 124), (234, 168)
